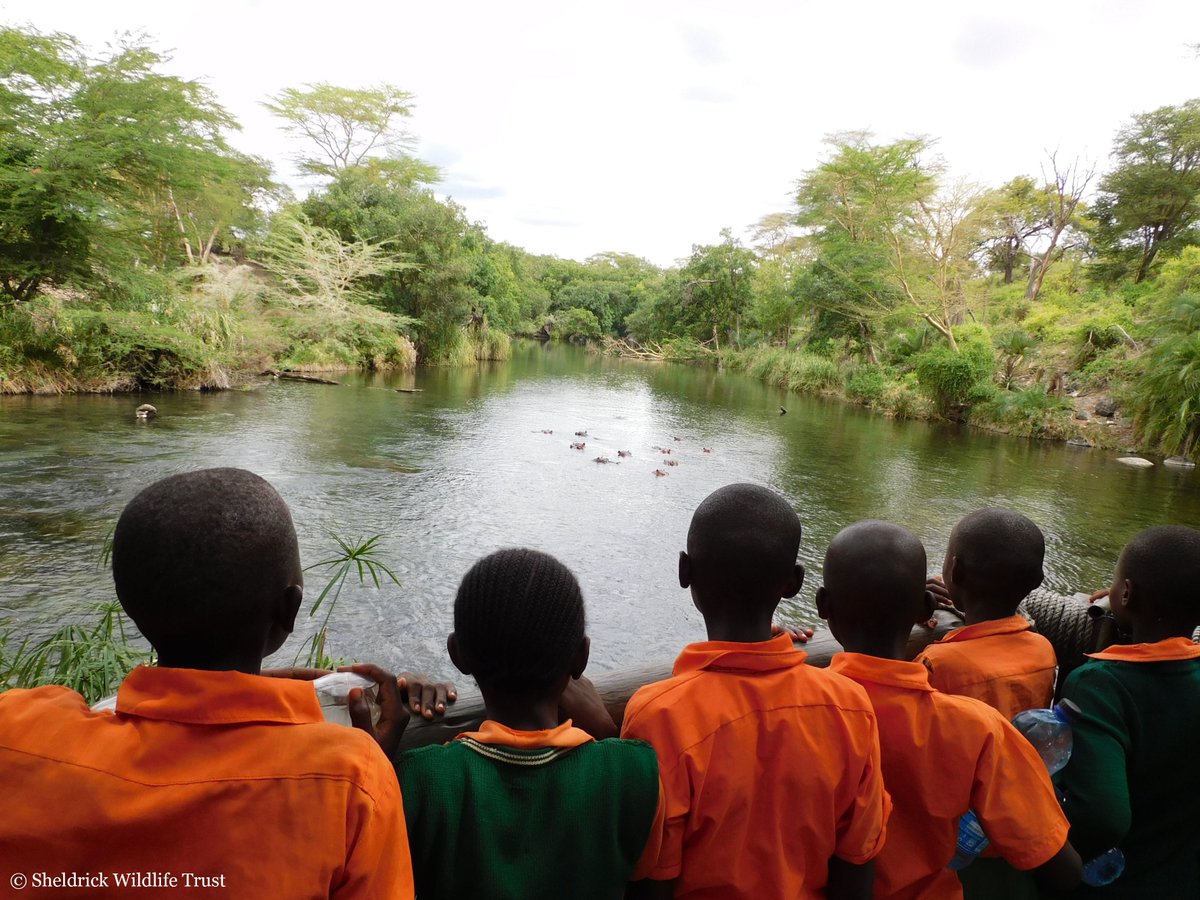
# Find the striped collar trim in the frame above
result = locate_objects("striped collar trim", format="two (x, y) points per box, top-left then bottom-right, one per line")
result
(457, 738), (578, 766)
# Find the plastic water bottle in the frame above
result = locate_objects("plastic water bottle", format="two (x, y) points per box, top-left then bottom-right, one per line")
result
(312, 672), (380, 727)
(1082, 847), (1125, 886)
(1011, 700), (1081, 776)
(948, 809), (990, 870)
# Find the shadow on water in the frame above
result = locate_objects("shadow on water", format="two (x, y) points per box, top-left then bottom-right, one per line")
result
(1, 341), (1196, 677)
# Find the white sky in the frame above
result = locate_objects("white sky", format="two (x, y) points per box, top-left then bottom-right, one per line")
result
(3, 0), (1198, 266)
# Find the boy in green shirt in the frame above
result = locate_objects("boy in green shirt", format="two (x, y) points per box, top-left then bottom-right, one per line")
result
(395, 548), (664, 900)
(1056, 525), (1200, 897)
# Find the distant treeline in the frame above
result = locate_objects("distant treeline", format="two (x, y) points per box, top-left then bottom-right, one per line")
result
(1, 26), (1198, 459)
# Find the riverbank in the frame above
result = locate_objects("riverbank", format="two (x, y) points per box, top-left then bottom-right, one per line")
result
(718, 344), (1145, 455)
(0, 263), (515, 395)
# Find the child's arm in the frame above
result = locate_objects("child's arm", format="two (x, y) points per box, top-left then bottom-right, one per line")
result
(1030, 842), (1083, 893)
(558, 675), (620, 738)
(826, 857), (873, 900)
(344, 662), (410, 759)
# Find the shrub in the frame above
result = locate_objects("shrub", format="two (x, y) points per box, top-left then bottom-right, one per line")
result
(551, 307), (602, 343)
(846, 367), (889, 406)
(913, 343), (994, 418)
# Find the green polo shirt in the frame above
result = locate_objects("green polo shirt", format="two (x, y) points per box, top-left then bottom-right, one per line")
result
(1056, 638), (1200, 897)
(397, 719), (661, 900)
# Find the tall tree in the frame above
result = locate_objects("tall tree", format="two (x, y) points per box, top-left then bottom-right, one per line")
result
(1091, 100), (1200, 283)
(975, 176), (1048, 284)
(796, 133), (984, 352)
(0, 28), (269, 301)
(1025, 152), (1092, 300)
(263, 83), (435, 183)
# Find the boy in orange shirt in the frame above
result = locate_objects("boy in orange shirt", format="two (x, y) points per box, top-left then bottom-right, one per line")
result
(915, 508), (1058, 719)
(0, 468), (413, 899)
(821, 519), (1081, 899)
(607, 484), (891, 900)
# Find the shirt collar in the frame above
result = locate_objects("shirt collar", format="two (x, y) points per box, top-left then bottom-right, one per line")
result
(936, 614), (1032, 645)
(672, 633), (807, 676)
(116, 665), (325, 725)
(829, 652), (937, 692)
(455, 719), (595, 750)
(1086, 637), (1200, 663)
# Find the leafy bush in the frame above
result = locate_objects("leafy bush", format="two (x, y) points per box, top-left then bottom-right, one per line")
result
(972, 386), (1074, 439)
(551, 307), (602, 343)
(1131, 293), (1200, 459)
(913, 343), (994, 418)
(846, 367), (889, 405)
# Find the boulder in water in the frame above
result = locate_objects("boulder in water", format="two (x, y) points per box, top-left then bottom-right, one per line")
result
(1116, 456), (1153, 468)
(135, 404), (157, 419)
(1164, 456), (1196, 469)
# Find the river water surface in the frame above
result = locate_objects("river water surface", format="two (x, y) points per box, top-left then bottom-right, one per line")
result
(2, 342), (1196, 678)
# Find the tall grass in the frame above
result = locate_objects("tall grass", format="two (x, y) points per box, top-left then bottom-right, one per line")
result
(0, 602), (152, 703)
(298, 533), (400, 669)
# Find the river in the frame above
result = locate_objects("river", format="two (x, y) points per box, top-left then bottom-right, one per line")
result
(1, 341), (1196, 679)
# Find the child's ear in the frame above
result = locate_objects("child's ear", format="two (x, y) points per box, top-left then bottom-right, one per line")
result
(946, 554), (964, 590)
(447, 633), (471, 676)
(570, 636), (590, 680)
(917, 589), (936, 624)
(678, 551), (691, 589)
(278, 584), (303, 635)
(782, 563), (805, 599)
(815, 585), (831, 621)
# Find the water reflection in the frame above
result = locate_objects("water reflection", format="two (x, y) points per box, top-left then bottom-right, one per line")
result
(1, 342), (1196, 678)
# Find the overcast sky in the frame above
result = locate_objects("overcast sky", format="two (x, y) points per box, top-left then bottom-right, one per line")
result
(3, 0), (1198, 266)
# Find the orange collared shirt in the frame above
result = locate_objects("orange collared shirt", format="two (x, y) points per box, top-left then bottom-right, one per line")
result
(621, 634), (890, 900)
(829, 653), (1069, 900)
(0, 666), (413, 899)
(914, 615), (1057, 719)
(1086, 636), (1200, 662)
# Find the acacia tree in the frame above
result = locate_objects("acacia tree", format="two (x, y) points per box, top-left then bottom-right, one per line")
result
(263, 83), (435, 183)
(976, 176), (1048, 284)
(794, 133), (935, 358)
(1026, 152), (1093, 300)
(1092, 101), (1200, 284)
(0, 28), (269, 301)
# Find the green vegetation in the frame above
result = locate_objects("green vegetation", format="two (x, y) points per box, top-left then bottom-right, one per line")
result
(3, 24), (1200, 459)
(0, 529), (396, 698)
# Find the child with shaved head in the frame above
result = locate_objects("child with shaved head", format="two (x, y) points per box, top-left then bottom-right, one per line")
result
(0, 468), (413, 899)
(915, 509), (1057, 719)
(1055, 525), (1200, 898)
(913, 509), (1059, 899)
(821, 520), (1081, 899)
(396, 547), (665, 900)
(615, 484), (891, 900)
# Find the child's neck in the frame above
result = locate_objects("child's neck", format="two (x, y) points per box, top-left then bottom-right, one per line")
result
(704, 607), (777, 643)
(837, 630), (909, 661)
(1130, 618), (1197, 645)
(956, 590), (1018, 626)
(480, 690), (561, 732)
